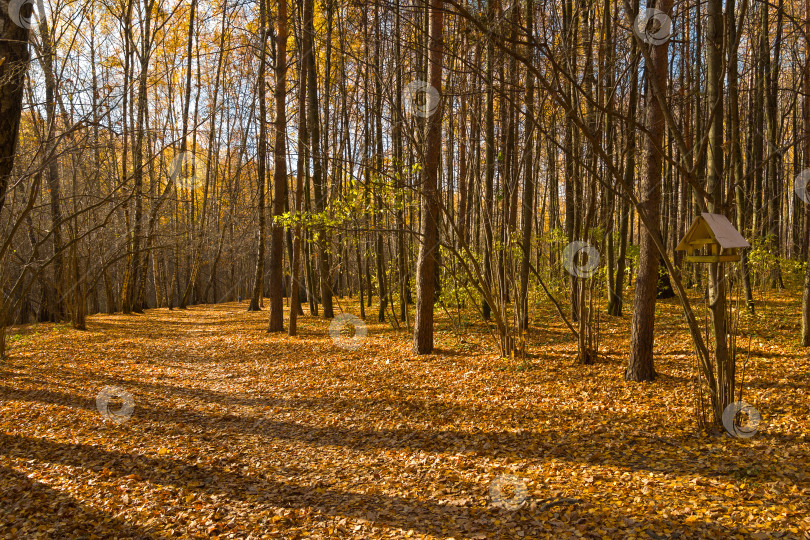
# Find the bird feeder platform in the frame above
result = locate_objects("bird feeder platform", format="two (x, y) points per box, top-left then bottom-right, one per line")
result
(676, 213), (750, 263)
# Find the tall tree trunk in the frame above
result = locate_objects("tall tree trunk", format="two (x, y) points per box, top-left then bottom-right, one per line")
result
(126, 0), (154, 313)
(394, 0), (408, 322)
(166, 0), (197, 311)
(518, 0), (535, 332)
(707, 0), (731, 422)
(626, 0), (672, 382)
(802, 0), (810, 346)
(482, 12), (495, 321)
(249, 0), (269, 312)
(304, 0), (333, 319)
(458, 80), (468, 248)
(609, 0), (639, 317)
(413, 0), (443, 355)
(290, 8), (309, 337)
(268, 0), (288, 331)
(563, 0), (580, 323)
(37, 12), (65, 320)
(373, 3), (387, 323)
(728, 0), (753, 311)
(751, 6), (765, 239)
(765, 0), (784, 289)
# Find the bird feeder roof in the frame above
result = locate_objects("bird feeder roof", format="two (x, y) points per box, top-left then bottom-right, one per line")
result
(676, 213), (750, 251)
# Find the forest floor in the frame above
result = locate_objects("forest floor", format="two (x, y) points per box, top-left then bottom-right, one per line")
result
(1, 284), (809, 539)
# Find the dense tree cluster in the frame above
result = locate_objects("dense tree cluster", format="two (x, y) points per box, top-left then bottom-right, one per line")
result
(2, 0), (810, 428)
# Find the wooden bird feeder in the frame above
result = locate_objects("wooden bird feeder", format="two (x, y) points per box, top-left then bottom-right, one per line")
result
(676, 213), (750, 263)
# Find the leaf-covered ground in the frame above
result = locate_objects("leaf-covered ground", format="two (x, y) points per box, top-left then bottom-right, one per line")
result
(1, 289), (809, 539)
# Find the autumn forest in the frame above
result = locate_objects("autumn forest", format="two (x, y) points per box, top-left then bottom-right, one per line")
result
(0, 0), (809, 537)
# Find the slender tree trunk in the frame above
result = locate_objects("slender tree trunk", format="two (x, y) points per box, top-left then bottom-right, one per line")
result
(373, 3), (387, 323)
(458, 82), (468, 248)
(519, 0), (535, 332)
(37, 13), (65, 321)
(290, 10), (309, 336)
(394, 0), (408, 322)
(249, 0), (269, 312)
(609, 0), (635, 318)
(179, 0), (215, 310)
(752, 6), (765, 239)
(563, 0), (580, 323)
(164, 0), (196, 311)
(126, 0), (154, 313)
(482, 17), (495, 321)
(303, 0), (333, 319)
(707, 0), (732, 422)
(765, 0), (784, 289)
(802, 0), (810, 346)
(727, 0), (753, 311)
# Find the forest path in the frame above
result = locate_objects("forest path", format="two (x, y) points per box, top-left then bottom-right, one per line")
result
(0, 300), (808, 538)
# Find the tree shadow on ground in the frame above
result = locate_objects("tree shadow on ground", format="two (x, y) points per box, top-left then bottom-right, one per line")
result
(0, 432), (779, 539)
(0, 463), (160, 538)
(2, 381), (806, 491)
